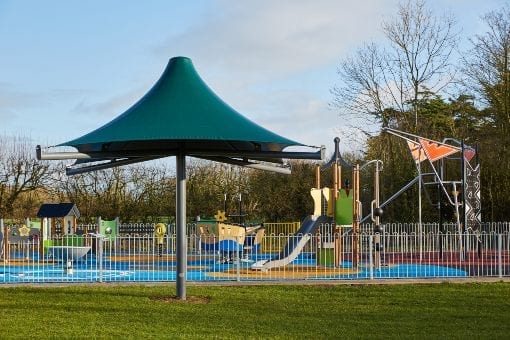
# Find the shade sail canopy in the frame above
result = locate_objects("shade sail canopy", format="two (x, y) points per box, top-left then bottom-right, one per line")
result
(39, 56), (322, 174)
(59, 57), (315, 159)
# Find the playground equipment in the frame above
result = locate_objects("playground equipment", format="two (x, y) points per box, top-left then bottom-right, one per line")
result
(253, 137), (383, 271)
(99, 218), (118, 241)
(155, 223), (167, 257)
(381, 128), (481, 229)
(0, 219), (4, 260)
(316, 138), (384, 269)
(197, 215), (265, 263)
(0, 218), (42, 262)
(197, 194), (265, 263)
(252, 215), (330, 270)
(47, 245), (91, 262)
(381, 128), (481, 261)
(36, 203), (81, 259)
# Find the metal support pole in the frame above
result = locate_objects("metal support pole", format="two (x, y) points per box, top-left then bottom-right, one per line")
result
(461, 141), (467, 231)
(374, 161), (381, 269)
(498, 234), (503, 278)
(334, 164), (343, 267)
(97, 216), (102, 234)
(176, 151), (187, 300)
(40, 218), (47, 261)
(236, 242), (241, 282)
(98, 233), (103, 283)
(315, 165), (321, 189)
(0, 218), (5, 261)
(452, 183), (464, 261)
(374, 161), (380, 226)
(96, 216), (102, 261)
(418, 161), (423, 262)
(352, 164), (360, 269)
(3, 220), (9, 263)
(369, 235), (374, 280)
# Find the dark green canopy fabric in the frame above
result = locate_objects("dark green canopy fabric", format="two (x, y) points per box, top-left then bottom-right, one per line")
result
(61, 57), (306, 157)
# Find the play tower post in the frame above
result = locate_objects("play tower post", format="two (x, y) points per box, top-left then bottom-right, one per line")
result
(333, 161), (342, 267)
(352, 164), (361, 269)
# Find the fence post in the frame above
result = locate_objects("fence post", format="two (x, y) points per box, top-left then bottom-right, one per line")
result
(0, 218), (4, 261)
(2, 219), (8, 263)
(98, 234), (104, 283)
(369, 235), (374, 280)
(498, 234), (503, 278)
(114, 217), (120, 252)
(236, 255), (241, 282)
(237, 236), (241, 282)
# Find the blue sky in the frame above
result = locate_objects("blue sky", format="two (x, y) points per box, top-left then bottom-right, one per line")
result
(0, 0), (507, 154)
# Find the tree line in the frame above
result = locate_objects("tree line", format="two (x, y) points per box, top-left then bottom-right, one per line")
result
(0, 137), (323, 222)
(1, 1), (509, 223)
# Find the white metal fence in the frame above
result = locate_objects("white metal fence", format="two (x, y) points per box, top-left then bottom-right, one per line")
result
(1, 224), (508, 284)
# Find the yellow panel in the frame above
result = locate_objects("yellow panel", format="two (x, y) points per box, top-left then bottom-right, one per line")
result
(310, 188), (323, 216)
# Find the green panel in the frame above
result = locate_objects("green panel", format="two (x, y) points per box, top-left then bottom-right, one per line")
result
(43, 240), (53, 254)
(100, 220), (117, 241)
(30, 221), (41, 230)
(61, 57), (300, 149)
(63, 235), (84, 247)
(197, 220), (217, 234)
(335, 189), (353, 225)
(318, 248), (335, 266)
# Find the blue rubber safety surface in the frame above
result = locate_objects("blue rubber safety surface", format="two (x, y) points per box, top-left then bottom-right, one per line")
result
(0, 252), (467, 283)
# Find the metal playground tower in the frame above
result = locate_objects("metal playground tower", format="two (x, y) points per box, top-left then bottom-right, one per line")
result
(383, 128), (481, 259)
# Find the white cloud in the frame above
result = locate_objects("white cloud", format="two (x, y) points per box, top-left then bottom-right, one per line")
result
(160, 0), (395, 86)
(70, 86), (149, 118)
(0, 83), (41, 121)
(238, 88), (341, 150)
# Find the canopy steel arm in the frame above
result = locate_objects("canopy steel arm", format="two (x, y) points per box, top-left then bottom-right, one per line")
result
(37, 145), (324, 162)
(197, 156), (291, 174)
(65, 157), (162, 176)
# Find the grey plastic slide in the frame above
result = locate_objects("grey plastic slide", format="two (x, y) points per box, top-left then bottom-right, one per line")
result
(251, 215), (329, 271)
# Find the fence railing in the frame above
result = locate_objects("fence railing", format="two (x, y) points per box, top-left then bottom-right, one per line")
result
(1, 231), (508, 284)
(3, 220), (510, 236)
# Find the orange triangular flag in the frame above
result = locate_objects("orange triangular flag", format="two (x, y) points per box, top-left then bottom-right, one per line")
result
(419, 138), (459, 162)
(407, 140), (427, 163)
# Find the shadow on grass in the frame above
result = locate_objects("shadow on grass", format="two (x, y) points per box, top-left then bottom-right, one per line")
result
(148, 295), (211, 303)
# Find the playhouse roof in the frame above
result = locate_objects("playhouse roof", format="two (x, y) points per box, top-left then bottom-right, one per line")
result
(36, 203), (80, 218)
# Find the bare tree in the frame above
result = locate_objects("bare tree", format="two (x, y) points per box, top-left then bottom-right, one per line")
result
(186, 159), (251, 219)
(0, 135), (53, 217)
(462, 6), (510, 131)
(332, 0), (458, 134)
(56, 162), (175, 222)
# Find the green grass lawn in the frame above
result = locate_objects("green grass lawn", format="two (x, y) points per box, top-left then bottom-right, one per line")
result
(0, 282), (509, 339)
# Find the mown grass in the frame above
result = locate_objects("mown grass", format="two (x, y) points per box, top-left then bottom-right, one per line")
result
(0, 282), (509, 339)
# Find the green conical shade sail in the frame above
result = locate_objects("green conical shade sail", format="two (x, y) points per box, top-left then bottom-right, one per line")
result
(60, 57), (308, 158)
